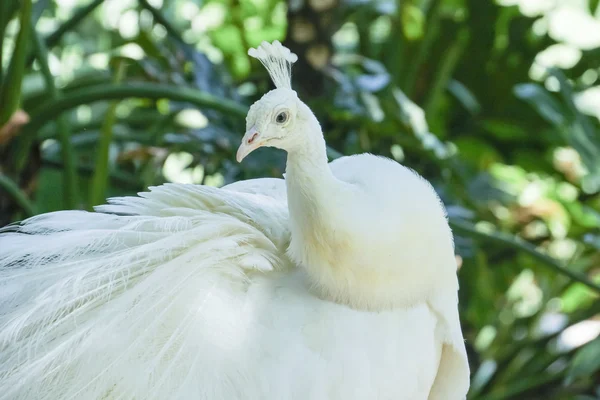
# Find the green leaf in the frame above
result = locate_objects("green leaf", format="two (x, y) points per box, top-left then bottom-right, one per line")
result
(0, 0), (20, 89)
(481, 119), (529, 141)
(0, 0), (32, 126)
(0, 173), (36, 216)
(90, 62), (127, 209)
(448, 80), (481, 115)
(31, 29), (78, 209)
(449, 218), (600, 294)
(566, 336), (600, 384)
(513, 83), (565, 127)
(45, 0), (104, 49)
(15, 82), (247, 173)
(401, 4), (425, 41)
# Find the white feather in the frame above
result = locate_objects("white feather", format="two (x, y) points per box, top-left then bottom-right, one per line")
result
(0, 180), (447, 400)
(0, 41), (469, 400)
(248, 40), (297, 90)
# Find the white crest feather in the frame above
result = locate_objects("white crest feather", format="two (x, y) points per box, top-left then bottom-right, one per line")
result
(248, 40), (298, 89)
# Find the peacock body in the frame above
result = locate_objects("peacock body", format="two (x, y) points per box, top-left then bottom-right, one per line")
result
(0, 41), (469, 400)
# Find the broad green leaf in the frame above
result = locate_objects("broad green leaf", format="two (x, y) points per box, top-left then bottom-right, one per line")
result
(566, 336), (600, 384)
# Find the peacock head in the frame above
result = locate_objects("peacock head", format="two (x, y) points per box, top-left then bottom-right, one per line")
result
(237, 41), (308, 162)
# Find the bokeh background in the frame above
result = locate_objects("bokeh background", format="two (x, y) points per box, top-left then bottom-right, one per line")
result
(1, 0), (600, 398)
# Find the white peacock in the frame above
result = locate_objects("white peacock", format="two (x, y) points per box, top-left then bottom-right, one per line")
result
(0, 40), (469, 400)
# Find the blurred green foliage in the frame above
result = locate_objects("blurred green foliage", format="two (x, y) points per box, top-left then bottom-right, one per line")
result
(1, 0), (600, 398)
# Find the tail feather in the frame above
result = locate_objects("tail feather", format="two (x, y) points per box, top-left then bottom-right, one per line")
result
(97, 183), (290, 250)
(0, 185), (289, 399)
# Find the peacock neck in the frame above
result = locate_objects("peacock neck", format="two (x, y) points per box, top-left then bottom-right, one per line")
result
(284, 106), (352, 277)
(285, 139), (331, 186)
(284, 108), (336, 204)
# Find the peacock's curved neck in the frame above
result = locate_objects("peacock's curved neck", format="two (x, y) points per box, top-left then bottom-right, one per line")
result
(284, 103), (352, 279)
(285, 140), (331, 186)
(284, 104), (336, 202)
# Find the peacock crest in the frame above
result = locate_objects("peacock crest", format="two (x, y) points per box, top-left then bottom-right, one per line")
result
(248, 40), (298, 90)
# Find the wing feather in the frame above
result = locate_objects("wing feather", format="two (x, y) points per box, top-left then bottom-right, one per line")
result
(0, 181), (290, 400)
(428, 286), (470, 400)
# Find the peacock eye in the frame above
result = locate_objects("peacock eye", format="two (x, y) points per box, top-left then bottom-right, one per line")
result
(275, 111), (288, 124)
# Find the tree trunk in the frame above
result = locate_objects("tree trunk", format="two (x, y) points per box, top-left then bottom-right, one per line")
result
(284, 0), (342, 98)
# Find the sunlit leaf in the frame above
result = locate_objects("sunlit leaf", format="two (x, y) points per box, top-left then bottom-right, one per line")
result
(401, 3), (424, 41)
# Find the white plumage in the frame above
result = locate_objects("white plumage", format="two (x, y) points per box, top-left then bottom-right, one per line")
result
(0, 41), (469, 399)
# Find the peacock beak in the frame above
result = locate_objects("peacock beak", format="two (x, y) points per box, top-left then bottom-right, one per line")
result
(236, 126), (261, 162)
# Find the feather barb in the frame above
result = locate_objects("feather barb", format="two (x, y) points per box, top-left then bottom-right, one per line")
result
(248, 40), (298, 89)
